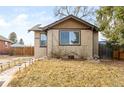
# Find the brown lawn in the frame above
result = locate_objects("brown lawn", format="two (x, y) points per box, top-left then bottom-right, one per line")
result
(8, 59), (124, 87)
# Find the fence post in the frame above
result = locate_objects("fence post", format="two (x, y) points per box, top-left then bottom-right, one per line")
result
(0, 63), (3, 71)
(7, 62), (10, 68)
(24, 62), (27, 68)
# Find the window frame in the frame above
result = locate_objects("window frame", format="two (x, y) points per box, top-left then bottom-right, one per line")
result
(59, 29), (81, 46)
(4, 42), (8, 48)
(40, 32), (47, 47)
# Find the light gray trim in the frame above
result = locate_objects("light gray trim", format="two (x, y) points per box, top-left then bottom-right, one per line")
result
(28, 24), (42, 32)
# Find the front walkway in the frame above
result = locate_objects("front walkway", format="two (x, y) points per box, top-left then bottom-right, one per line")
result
(0, 66), (19, 87)
(0, 58), (35, 87)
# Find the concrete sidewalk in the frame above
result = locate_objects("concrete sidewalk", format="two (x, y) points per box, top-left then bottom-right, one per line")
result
(0, 60), (34, 87)
(0, 66), (18, 87)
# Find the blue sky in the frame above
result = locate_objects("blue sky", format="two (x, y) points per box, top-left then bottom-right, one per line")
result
(0, 6), (104, 45)
(0, 6), (57, 45)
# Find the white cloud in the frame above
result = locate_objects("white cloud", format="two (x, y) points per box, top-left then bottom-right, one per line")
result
(14, 7), (28, 13)
(14, 14), (28, 22)
(0, 14), (29, 28)
(11, 14), (29, 26)
(0, 16), (10, 27)
(0, 12), (55, 45)
(9, 14), (34, 45)
(30, 11), (56, 26)
(0, 14), (33, 45)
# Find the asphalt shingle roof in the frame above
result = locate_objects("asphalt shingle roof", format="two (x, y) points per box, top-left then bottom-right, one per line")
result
(28, 15), (98, 32)
(0, 35), (13, 43)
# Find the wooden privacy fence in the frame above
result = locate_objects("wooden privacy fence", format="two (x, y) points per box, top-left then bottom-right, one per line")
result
(10, 47), (34, 56)
(113, 50), (124, 60)
(99, 44), (113, 59)
(99, 42), (124, 60)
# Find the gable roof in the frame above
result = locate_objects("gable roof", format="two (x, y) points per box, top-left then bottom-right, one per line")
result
(28, 15), (98, 32)
(0, 35), (13, 43)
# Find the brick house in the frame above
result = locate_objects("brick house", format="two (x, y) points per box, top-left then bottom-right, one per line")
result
(0, 35), (13, 55)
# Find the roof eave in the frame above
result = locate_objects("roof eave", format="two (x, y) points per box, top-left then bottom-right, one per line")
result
(28, 29), (42, 32)
(28, 24), (42, 32)
(28, 15), (99, 32)
(42, 15), (99, 31)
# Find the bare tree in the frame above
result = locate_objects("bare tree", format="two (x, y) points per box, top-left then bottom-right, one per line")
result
(54, 6), (96, 22)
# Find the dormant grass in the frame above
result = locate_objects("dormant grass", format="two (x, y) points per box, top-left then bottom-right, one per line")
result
(9, 59), (124, 87)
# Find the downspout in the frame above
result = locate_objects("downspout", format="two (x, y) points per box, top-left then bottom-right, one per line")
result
(46, 28), (53, 58)
(92, 27), (94, 59)
(52, 30), (53, 58)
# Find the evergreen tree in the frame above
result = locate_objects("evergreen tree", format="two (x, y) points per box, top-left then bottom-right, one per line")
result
(96, 6), (124, 45)
(9, 32), (17, 44)
(19, 38), (24, 45)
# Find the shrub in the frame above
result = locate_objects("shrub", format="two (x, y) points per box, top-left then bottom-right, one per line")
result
(51, 47), (63, 59)
(8, 49), (15, 56)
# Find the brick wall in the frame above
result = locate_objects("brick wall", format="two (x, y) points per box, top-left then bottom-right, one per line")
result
(0, 40), (12, 55)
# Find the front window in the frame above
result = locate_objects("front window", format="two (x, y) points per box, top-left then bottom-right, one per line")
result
(5, 42), (8, 48)
(60, 30), (80, 45)
(40, 33), (47, 47)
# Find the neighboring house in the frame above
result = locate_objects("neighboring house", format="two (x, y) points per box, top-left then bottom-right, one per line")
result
(0, 35), (13, 55)
(29, 15), (99, 59)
